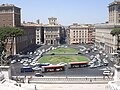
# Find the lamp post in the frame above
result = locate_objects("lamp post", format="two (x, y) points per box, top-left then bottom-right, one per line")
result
(65, 63), (68, 78)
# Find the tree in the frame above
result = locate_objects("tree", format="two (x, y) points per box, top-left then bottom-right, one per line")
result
(110, 28), (120, 65)
(0, 27), (24, 65)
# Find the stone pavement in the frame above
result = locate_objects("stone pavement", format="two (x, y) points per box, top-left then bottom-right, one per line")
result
(21, 83), (108, 90)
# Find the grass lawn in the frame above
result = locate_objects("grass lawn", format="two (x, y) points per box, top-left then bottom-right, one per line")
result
(39, 55), (90, 64)
(47, 47), (79, 54)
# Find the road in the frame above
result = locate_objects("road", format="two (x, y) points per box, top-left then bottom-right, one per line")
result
(10, 44), (114, 78)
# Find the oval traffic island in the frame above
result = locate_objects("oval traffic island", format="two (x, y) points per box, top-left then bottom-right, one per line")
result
(47, 47), (79, 54)
(38, 55), (89, 65)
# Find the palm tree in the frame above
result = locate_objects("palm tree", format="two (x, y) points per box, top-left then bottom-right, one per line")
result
(0, 27), (24, 65)
(110, 28), (120, 65)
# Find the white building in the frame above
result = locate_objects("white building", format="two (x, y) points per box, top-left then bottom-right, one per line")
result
(95, 0), (120, 53)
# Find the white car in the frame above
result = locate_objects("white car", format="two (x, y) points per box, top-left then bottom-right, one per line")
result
(90, 55), (94, 59)
(88, 61), (94, 66)
(99, 51), (102, 54)
(90, 64), (97, 68)
(85, 51), (88, 54)
(32, 66), (42, 71)
(94, 48), (97, 51)
(23, 62), (29, 66)
(103, 53), (106, 56)
(30, 62), (37, 66)
(105, 55), (108, 58)
(11, 60), (16, 64)
(103, 70), (111, 76)
(20, 60), (24, 64)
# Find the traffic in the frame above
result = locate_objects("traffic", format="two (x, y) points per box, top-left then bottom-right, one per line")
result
(10, 44), (114, 77)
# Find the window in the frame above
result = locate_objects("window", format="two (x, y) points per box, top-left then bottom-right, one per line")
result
(3, 24), (5, 27)
(37, 42), (39, 44)
(119, 20), (120, 23)
(119, 14), (120, 18)
(118, 6), (120, 10)
(36, 29), (39, 31)
(37, 35), (39, 37)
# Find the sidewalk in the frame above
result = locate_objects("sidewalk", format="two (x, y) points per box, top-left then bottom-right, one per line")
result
(20, 83), (108, 90)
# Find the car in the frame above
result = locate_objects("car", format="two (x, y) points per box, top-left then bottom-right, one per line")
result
(85, 51), (88, 54)
(105, 55), (108, 58)
(99, 51), (102, 54)
(35, 73), (44, 77)
(78, 52), (82, 54)
(88, 61), (94, 66)
(103, 53), (106, 56)
(110, 58), (114, 62)
(94, 48), (97, 51)
(89, 64), (97, 68)
(11, 60), (16, 64)
(97, 63), (103, 67)
(51, 53), (55, 55)
(23, 62), (29, 66)
(103, 70), (111, 76)
(32, 66), (42, 71)
(90, 55), (94, 59)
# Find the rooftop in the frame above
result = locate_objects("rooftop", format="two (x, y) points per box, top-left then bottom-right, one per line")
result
(0, 4), (20, 9)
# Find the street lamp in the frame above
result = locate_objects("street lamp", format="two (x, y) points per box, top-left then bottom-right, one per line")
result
(65, 64), (68, 78)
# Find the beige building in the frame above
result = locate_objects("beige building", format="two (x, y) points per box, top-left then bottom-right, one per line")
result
(69, 23), (95, 45)
(95, 0), (120, 53)
(43, 17), (64, 45)
(95, 23), (120, 53)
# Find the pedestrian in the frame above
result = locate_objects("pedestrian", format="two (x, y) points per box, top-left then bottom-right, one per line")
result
(19, 84), (21, 87)
(34, 85), (37, 90)
(90, 79), (92, 82)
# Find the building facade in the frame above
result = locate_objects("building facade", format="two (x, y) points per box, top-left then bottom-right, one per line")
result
(43, 25), (62, 45)
(0, 4), (36, 55)
(95, 0), (120, 54)
(0, 4), (21, 27)
(109, 0), (120, 24)
(69, 23), (95, 45)
(23, 17), (65, 46)
(95, 23), (119, 53)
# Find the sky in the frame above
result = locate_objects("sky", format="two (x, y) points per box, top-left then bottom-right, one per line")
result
(0, 0), (114, 25)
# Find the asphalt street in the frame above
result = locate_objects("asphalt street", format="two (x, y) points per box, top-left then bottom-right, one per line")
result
(10, 44), (114, 78)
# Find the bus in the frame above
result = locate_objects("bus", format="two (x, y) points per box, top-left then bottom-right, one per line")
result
(68, 61), (88, 68)
(42, 65), (65, 73)
(21, 66), (33, 73)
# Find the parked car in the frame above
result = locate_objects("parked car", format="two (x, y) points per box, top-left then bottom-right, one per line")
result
(103, 70), (111, 76)
(78, 52), (82, 54)
(89, 64), (97, 68)
(35, 73), (44, 77)
(11, 60), (16, 64)
(51, 53), (55, 55)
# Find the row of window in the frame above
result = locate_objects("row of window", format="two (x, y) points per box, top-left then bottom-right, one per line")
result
(73, 36), (88, 38)
(46, 35), (58, 38)
(72, 39), (88, 42)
